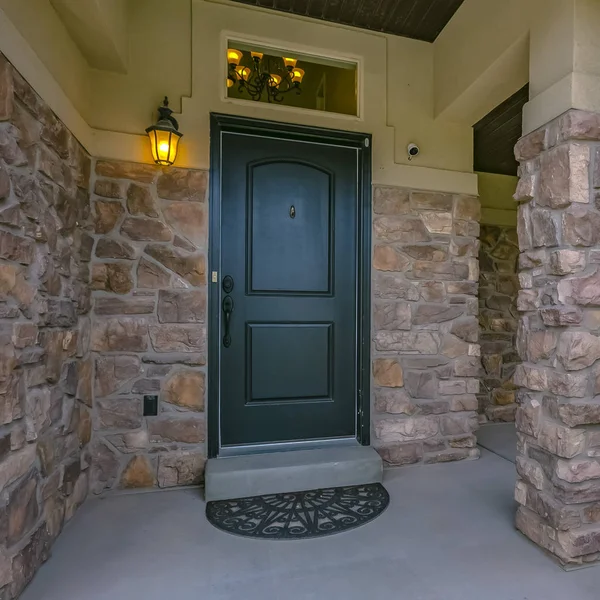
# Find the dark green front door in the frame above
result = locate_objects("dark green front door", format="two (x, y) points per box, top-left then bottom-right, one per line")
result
(218, 128), (360, 450)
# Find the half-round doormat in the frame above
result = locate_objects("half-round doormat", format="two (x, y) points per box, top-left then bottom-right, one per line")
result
(206, 483), (389, 540)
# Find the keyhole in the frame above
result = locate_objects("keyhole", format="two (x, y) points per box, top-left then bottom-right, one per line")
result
(289, 205), (296, 219)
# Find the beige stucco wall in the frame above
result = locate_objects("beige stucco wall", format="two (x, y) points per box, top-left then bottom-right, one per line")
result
(88, 0), (192, 132)
(3, 0), (599, 191)
(433, 0), (600, 135)
(433, 0), (533, 124)
(0, 0), (91, 113)
(477, 173), (518, 227)
(0, 0), (478, 194)
(524, 0), (600, 133)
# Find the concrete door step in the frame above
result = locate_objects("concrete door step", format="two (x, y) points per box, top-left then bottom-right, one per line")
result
(205, 445), (383, 502)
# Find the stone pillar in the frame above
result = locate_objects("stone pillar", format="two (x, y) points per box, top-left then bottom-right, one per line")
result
(514, 109), (600, 566)
(0, 51), (92, 597)
(478, 224), (519, 422)
(88, 159), (208, 494)
(371, 185), (481, 466)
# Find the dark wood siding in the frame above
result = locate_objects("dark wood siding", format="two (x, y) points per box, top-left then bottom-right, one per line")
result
(473, 85), (529, 177)
(231, 0), (465, 42)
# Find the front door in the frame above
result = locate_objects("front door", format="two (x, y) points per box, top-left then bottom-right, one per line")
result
(210, 116), (370, 455)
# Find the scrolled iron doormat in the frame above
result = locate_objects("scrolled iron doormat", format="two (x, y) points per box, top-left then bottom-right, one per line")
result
(206, 483), (389, 540)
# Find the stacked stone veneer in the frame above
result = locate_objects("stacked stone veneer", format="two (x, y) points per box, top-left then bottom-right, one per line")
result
(371, 185), (481, 466)
(513, 109), (600, 566)
(88, 159), (208, 493)
(0, 53), (92, 597)
(478, 224), (520, 422)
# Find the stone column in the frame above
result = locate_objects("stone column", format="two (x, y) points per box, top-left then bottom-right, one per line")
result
(88, 159), (208, 494)
(371, 185), (481, 466)
(514, 109), (600, 566)
(478, 224), (520, 422)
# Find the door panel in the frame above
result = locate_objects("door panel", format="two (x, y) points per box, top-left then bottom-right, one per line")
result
(249, 161), (332, 295)
(219, 132), (359, 448)
(247, 323), (333, 402)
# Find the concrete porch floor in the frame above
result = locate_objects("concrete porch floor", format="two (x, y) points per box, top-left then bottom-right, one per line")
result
(21, 444), (600, 600)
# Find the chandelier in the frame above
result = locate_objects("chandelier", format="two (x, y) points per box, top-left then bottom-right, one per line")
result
(227, 48), (305, 103)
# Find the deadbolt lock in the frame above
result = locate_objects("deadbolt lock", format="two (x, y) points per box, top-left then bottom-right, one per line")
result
(222, 275), (234, 294)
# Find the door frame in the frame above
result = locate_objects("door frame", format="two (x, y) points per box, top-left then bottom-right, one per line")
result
(208, 113), (372, 458)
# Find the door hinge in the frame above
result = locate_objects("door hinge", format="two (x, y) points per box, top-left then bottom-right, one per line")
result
(364, 138), (370, 148)
(211, 271), (218, 283)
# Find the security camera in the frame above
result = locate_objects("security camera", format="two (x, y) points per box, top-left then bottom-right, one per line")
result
(407, 143), (420, 160)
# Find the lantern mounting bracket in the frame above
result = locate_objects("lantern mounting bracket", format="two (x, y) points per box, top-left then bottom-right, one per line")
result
(157, 96), (179, 131)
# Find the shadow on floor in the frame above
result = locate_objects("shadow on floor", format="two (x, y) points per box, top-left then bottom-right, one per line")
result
(477, 422), (517, 463)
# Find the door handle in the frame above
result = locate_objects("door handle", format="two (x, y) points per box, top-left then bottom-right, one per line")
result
(222, 295), (234, 348)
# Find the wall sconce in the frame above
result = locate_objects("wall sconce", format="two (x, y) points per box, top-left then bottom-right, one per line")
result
(145, 96), (182, 166)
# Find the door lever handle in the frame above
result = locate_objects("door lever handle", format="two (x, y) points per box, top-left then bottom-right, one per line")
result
(222, 295), (234, 348)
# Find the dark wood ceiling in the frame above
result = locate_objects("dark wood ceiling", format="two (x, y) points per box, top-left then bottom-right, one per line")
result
(473, 84), (529, 177)
(231, 0), (465, 42)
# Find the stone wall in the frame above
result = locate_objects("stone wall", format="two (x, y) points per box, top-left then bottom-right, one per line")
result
(514, 109), (600, 566)
(478, 224), (520, 422)
(0, 44), (490, 597)
(371, 185), (481, 466)
(0, 53), (92, 597)
(88, 159), (208, 493)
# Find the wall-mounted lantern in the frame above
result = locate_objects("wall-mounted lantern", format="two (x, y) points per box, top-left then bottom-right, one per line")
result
(145, 96), (182, 166)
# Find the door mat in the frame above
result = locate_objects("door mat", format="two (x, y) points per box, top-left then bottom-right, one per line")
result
(206, 483), (389, 540)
